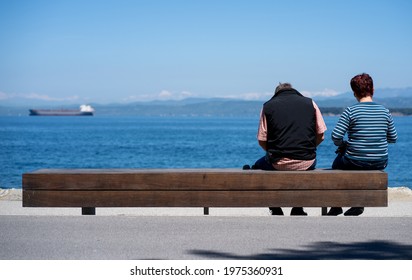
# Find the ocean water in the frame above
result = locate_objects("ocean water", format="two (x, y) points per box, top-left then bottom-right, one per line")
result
(0, 115), (410, 189)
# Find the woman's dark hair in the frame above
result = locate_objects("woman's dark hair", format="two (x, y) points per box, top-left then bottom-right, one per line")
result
(350, 73), (373, 98)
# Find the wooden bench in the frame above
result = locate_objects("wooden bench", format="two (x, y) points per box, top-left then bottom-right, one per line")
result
(22, 168), (388, 216)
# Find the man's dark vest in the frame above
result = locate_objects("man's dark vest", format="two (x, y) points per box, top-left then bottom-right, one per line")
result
(263, 88), (317, 161)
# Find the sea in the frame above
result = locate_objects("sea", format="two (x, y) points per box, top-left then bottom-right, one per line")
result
(0, 115), (410, 189)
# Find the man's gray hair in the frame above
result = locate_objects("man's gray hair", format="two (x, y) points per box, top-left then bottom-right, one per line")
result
(275, 82), (292, 94)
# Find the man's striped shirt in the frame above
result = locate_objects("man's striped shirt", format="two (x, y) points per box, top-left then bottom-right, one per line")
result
(331, 102), (397, 162)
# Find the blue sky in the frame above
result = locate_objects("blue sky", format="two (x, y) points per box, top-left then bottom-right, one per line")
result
(1, 0), (411, 104)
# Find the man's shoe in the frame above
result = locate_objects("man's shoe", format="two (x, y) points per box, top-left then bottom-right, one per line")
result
(269, 207), (284, 216)
(344, 207), (364, 216)
(326, 207), (343, 216)
(290, 207), (308, 216)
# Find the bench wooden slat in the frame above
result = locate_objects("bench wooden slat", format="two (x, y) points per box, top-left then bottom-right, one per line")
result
(23, 169), (387, 191)
(23, 190), (387, 208)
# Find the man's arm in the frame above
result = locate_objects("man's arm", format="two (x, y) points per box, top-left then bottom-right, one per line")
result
(312, 101), (327, 147)
(258, 140), (267, 151)
(257, 109), (268, 151)
(316, 133), (324, 146)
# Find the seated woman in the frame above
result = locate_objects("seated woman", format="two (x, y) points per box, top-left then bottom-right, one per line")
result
(327, 73), (397, 216)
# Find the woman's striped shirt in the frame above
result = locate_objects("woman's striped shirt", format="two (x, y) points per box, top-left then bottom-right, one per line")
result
(331, 102), (397, 162)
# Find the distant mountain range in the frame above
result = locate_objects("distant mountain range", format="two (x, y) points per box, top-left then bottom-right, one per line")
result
(1, 87), (412, 116)
(314, 87), (412, 108)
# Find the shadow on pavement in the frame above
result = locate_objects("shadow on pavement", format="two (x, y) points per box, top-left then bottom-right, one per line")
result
(189, 240), (412, 260)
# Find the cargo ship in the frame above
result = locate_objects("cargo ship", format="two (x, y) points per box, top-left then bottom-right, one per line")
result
(29, 105), (94, 116)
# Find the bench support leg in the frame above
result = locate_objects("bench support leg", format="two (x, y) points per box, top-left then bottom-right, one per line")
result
(321, 207), (327, 216)
(82, 207), (96, 215)
(203, 207), (209, 215)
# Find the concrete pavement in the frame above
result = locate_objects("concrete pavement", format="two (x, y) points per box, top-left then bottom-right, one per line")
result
(1, 215), (411, 260)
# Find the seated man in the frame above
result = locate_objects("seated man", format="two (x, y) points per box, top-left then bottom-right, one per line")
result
(249, 82), (327, 216)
